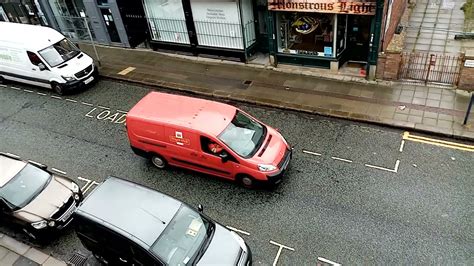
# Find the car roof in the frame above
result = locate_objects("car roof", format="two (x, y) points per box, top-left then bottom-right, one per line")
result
(127, 92), (236, 137)
(0, 155), (26, 187)
(0, 22), (64, 51)
(76, 176), (182, 248)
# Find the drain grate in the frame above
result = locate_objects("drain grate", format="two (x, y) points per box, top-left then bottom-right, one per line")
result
(67, 252), (88, 266)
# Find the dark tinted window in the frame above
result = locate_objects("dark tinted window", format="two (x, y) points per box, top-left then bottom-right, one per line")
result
(27, 51), (42, 66)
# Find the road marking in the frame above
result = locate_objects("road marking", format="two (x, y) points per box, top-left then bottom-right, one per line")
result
(317, 257), (341, 266)
(97, 105), (110, 109)
(226, 226), (250, 236)
(51, 168), (67, 175)
(77, 176), (100, 193)
(65, 99), (77, 103)
(81, 101), (93, 106)
(37, 92), (47, 96)
(270, 240), (295, 266)
(117, 66), (136, 75)
(0, 84), (6, 87)
(11, 86), (21, 91)
(365, 159), (400, 173)
(331, 156), (353, 163)
(23, 89), (33, 93)
(51, 96), (62, 100)
(399, 140), (405, 152)
(116, 109), (128, 113)
(302, 150), (322, 156)
(403, 131), (474, 152)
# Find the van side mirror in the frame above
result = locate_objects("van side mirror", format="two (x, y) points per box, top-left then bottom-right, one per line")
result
(75, 43), (80, 49)
(219, 151), (229, 163)
(38, 63), (47, 71)
(197, 204), (203, 213)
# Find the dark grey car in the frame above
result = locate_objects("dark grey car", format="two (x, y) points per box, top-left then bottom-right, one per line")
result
(74, 176), (251, 265)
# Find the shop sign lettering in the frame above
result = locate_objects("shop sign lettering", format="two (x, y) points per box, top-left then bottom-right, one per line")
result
(268, 0), (376, 15)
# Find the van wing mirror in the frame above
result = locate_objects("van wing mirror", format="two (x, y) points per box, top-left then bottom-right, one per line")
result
(219, 151), (229, 162)
(197, 204), (204, 213)
(38, 63), (47, 71)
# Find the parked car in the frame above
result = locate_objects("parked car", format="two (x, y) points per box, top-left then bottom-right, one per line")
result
(0, 22), (98, 94)
(0, 152), (83, 240)
(126, 92), (292, 188)
(74, 176), (252, 265)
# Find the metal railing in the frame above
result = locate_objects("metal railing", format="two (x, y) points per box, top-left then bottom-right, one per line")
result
(147, 17), (256, 49)
(398, 52), (463, 86)
(53, 15), (95, 42)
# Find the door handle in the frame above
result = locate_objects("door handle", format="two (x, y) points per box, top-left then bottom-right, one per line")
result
(32, 68), (36, 71)
(191, 152), (197, 156)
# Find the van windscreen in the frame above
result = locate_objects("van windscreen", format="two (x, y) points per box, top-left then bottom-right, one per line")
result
(39, 38), (80, 67)
(218, 111), (266, 158)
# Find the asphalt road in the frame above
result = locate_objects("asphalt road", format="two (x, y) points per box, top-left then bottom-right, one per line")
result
(0, 79), (472, 265)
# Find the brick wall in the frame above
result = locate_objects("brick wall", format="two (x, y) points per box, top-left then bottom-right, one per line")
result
(381, 0), (408, 51)
(458, 65), (474, 92)
(376, 51), (402, 80)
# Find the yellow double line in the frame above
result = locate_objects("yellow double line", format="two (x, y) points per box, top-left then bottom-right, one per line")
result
(403, 132), (474, 152)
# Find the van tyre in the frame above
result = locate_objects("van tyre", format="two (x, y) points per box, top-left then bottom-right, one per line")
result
(237, 174), (255, 188)
(151, 154), (167, 169)
(51, 82), (64, 95)
(0, 76), (5, 84)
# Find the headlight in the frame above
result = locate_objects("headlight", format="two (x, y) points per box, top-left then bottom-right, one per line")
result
(70, 182), (79, 193)
(31, 220), (47, 229)
(258, 164), (277, 172)
(62, 75), (75, 81)
(230, 231), (247, 251)
(48, 220), (55, 227)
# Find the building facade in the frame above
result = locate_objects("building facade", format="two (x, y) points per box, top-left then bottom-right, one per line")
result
(142, 0), (257, 60)
(266, 0), (384, 76)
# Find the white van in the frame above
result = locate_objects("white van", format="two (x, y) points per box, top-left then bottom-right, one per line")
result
(0, 22), (97, 94)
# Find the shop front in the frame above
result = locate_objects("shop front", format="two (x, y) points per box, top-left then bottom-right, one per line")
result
(268, 0), (378, 71)
(142, 0), (257, 61)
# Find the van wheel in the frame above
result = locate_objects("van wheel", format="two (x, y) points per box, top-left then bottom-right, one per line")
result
(151, 154), (167, 169)
(51, 82), (64, 95)
(237, 174), (255, 188)
(0, 76), (5, 84)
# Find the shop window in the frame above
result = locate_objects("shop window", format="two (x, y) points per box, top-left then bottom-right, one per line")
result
(277, 12), (335, 57)
(143, 0), (189, 44)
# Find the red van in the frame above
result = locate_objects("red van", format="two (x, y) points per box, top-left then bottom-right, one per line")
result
(126, 92), (292, 188)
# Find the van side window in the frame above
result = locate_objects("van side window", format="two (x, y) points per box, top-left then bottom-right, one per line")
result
(200, 136), (238, 163)
(27, 51), (42, 66)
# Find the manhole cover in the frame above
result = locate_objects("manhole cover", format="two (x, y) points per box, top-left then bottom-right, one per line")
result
(67, 252), (87, 266)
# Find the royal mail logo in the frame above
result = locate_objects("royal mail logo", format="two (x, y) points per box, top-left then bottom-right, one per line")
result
(268, 0), (376, 15)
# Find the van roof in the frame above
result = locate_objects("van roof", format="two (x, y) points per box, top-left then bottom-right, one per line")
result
(76, 176), (182, 248)
(128, 92), (236, 137)
(0, 22), (64, 51)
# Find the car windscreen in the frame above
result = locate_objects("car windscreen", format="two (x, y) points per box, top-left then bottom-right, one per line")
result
(0, 164), (51, 209)
(218, 111), (266, 158)
(38, 38), (80, 67)
(151, 205), (212, 265)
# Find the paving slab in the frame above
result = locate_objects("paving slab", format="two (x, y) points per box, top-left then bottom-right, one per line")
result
(0, 236), (29, 256)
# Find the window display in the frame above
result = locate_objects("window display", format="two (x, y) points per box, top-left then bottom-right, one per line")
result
(143, 0), (189, 44)
(278, 12), (335, 57)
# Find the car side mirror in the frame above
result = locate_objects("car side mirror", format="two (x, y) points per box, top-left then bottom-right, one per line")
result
(219, 151), (229, 163)
(38, 63), (47, 71)
(197, 204), (204, 213)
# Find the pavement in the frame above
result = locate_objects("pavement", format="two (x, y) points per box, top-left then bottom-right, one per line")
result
(79, 43), (474, 141)
(405, 0), (464, 54)
(0, 233), (66, 266)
